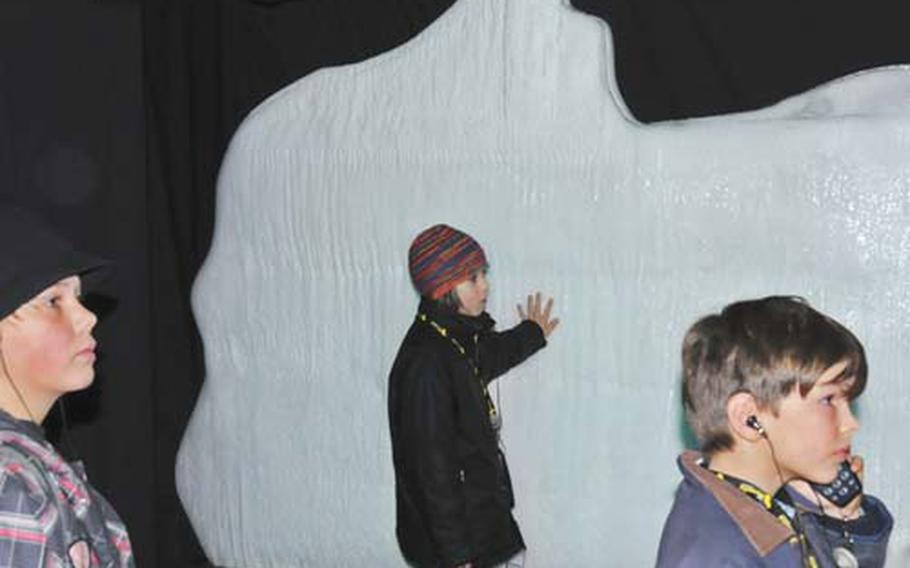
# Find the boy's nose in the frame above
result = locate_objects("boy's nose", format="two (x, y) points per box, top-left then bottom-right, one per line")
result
(71, 300), (98, 334)
(840, 405), (860, 435)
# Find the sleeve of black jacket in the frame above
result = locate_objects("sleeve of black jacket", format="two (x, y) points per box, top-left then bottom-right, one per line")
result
(477, 320), (547, 382)
(404, 352), (473, 566)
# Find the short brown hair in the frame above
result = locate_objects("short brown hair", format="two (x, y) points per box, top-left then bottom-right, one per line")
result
(437, 287), (462, 312)
(682, 296), (867, 455)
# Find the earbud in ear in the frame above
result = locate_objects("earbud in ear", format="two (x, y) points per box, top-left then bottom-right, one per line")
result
(745, 415), (764, 435)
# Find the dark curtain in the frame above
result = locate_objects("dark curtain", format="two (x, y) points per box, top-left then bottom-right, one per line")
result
(0, 0), (161, 563)
(577, 0), (910, 121)
(3, 0), (909, 565)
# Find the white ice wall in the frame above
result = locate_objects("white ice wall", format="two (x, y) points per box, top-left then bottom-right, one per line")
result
(176, 0), (910, 565)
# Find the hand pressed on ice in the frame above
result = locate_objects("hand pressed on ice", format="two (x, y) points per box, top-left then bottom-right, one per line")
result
(789, 455), (865, 520)
(517, 292), (559, 337)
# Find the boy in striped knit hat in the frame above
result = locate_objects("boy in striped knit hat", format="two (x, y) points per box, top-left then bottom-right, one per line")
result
(388, 224), (558, 568)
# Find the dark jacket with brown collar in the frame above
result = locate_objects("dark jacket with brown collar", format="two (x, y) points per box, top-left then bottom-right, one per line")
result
(388, 298), (546, 568)
(656, 451), (892, 567)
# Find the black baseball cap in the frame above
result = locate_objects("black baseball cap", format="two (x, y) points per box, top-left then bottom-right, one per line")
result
(0, 207), (109, 319)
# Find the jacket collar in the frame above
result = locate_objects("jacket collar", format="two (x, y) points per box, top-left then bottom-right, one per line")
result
(0, 408), (91, 507)
(0, 408), (46, 442)
(417, 297), (495, 339)
(678, 450), (795, 557)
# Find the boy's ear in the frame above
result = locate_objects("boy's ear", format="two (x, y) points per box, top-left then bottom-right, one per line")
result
(726, 392), (764, 441)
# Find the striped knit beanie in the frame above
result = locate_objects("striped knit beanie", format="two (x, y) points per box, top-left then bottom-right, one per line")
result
(408, 224), (488, 299)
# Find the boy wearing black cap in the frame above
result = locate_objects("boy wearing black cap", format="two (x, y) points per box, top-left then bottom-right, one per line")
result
(0, 208), (133, 566)
(388, 224), (558, 568)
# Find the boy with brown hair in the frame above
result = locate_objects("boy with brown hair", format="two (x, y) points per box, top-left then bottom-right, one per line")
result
(656, 296), (892, 567)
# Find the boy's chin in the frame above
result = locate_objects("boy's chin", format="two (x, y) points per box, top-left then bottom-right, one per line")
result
(60, 370), (96, 394)
(804, 465), (840, 485)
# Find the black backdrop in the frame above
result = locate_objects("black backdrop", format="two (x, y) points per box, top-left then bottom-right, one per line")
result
(2, 0), (909, 565)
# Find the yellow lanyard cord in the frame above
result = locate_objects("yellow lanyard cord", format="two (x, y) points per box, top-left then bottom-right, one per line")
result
(712, 471), (819, 568)
(417, 313), (497, 419)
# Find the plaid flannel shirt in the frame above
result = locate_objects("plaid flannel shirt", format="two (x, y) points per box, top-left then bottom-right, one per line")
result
(0, 412), (133, 568)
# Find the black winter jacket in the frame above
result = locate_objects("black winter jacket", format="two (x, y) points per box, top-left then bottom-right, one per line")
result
(388, 298), (546, 568)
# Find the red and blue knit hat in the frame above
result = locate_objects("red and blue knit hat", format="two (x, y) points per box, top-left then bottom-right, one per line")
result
(408, 224), (488, 299)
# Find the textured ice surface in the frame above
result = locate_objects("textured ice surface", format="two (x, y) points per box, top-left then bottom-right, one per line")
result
(176, 0), (910, 565)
